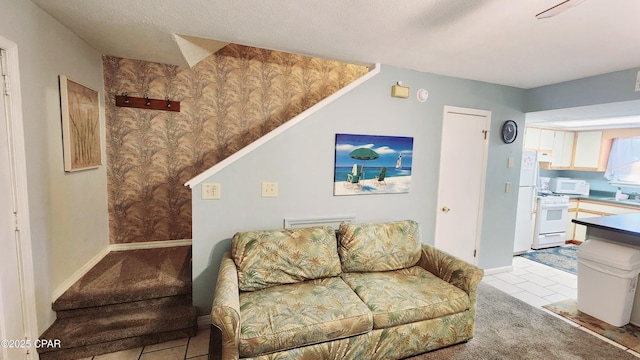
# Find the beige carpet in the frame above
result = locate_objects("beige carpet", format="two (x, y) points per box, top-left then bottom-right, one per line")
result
(410, 283), (637, 359)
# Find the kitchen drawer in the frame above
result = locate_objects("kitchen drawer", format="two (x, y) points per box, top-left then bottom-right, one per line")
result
(577, 200), (640, 215)
(568, 199), (578, 210)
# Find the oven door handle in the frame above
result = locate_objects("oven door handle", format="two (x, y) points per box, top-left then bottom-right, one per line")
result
(538, 204), (569, 210)
(541, 233), (564, 237)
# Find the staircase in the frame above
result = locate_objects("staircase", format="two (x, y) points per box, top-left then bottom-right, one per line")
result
(37, 246), (197, 360)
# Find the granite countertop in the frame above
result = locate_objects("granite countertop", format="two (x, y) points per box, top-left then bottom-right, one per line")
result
(572, 213), (640, 237)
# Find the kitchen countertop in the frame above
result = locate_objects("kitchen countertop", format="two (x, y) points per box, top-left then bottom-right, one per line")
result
(567, 190), (640, 208)
(572, 213), (640, 237)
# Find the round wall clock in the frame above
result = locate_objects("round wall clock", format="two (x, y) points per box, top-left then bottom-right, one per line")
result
(501, 120), (518, 144)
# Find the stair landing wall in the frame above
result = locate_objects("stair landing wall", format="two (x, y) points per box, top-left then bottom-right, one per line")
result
(103, 46), (369, 244)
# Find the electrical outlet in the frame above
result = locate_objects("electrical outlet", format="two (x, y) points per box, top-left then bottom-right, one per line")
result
(261, 182), (278, 197)
(507, 156), (514, 168)
(636, 70), (640, 92)
(505, 182), (511, 193)
(202, 183), (221, 200)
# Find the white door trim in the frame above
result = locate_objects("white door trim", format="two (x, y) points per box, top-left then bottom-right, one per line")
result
(0, 35), (39, 357)
(436, 105), (491, 264)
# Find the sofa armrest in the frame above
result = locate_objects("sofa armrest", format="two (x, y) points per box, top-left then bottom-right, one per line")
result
(210, 252), (241, 360)
(417, 244), (484, 295)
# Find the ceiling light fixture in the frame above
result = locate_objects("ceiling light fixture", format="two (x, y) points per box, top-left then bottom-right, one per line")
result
(536, 0), (585, 19)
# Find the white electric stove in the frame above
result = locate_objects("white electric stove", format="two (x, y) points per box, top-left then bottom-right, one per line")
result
(532, 195), (570, 250)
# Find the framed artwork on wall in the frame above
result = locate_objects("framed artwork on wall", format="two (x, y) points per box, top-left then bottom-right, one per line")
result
(59, 75), (101, 172)
(334, 133), (413, 196)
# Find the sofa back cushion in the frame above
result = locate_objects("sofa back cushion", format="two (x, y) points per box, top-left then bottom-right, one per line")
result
(338, 220), (421, 272)
(232, 226), (342, 291)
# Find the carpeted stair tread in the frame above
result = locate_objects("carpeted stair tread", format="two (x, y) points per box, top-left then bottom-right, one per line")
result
(38, 303), (197, 354)
(41, 246), (196, 359)
(53, 246), (192, 311)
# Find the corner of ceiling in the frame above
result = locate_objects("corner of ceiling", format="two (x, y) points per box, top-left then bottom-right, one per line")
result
(173, 34), (229, 68)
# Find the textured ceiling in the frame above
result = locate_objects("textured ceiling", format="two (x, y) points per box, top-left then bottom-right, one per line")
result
(32, 0), (640, 89)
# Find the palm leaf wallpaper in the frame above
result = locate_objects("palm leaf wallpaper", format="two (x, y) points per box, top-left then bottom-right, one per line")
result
(103, 44), (369, 243)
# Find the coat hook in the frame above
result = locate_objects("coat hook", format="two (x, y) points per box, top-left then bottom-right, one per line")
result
(123, 93), (130, 104)
(145, 97), (151, 106)
(166, 99), (171, 108)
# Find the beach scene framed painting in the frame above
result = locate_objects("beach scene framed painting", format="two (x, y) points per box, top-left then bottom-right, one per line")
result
(334, 133), (413, 196)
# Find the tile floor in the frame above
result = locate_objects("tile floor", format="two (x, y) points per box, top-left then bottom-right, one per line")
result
(77, 327), (210, 360)
(485, 254), (640, 358)
(83, 252), (640, 359)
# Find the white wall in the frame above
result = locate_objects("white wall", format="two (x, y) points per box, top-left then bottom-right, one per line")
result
(191, 65), (526, 314)
(0, 0), (108, 333)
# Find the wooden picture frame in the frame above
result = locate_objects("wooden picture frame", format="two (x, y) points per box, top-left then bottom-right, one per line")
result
(59, 75), (101, 171)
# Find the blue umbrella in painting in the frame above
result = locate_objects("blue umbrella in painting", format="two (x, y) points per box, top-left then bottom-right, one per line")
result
(349, 147), (379, 181)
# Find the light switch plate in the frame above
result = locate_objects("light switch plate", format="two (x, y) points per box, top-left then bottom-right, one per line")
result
(202, 183), (221, 200)
(261, 182), (278, 197)
(507, 156), (514, 168)
(636, 70), (640, 92)
(505, 182), (511, 193)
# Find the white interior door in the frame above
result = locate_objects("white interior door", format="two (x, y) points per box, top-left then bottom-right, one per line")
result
(0, 49), (28, 360)
(434, 106), (490, 264)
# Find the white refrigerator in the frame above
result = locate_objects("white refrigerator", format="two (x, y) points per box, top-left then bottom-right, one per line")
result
(513, 151), (538, 254)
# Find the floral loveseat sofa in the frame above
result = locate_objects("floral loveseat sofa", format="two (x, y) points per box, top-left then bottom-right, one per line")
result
(209, 220), (483, 360)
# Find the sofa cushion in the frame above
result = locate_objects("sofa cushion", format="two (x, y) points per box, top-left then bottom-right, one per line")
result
(338, 220), (421, 272)
(232, 226), (342, 291)
(238, 277), (373, 357)
(341, 266), (469, 329)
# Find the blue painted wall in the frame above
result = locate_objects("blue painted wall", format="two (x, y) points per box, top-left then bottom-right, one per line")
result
(190, 65), (526, 314)
(526, 67), (640, 112)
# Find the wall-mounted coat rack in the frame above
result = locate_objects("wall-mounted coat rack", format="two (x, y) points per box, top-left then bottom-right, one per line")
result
(115, 94), (180, 112)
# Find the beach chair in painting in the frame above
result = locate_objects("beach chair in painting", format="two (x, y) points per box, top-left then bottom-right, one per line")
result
(375, 166), (387, 186)
(346, 164), (362, 188)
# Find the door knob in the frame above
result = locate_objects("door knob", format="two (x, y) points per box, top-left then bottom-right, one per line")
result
(442, 206), (451, 213)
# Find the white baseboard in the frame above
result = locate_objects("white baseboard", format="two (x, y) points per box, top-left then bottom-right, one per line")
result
(52, 246), (111, 302)
(197, 315), (210, 330)
(109, 239), (192, 251)
(483, 265), (513, 276)
(52, 239), (193, 303)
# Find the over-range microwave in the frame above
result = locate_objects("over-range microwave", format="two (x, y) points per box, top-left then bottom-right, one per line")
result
(549, 178), (587, 195)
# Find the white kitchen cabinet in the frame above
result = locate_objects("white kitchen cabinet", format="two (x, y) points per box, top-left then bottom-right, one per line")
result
(573, 211), (595, 242)
(566, 200), (578, 240)
(573, 131), (603, 169)
(551, 130), (574, 168)
(524, 127), (541, 150)
(524, 127), (555, 151)
(539, 129), (555, 151)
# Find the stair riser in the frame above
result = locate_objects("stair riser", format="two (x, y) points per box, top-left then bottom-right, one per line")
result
(53, 286), (192, 311)
(56, 294), (192, 319)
